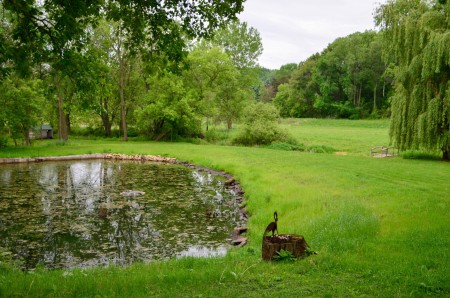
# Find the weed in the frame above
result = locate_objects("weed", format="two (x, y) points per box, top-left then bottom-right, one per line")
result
(273, 250), (296, 262)
(401, 150), (442, 160)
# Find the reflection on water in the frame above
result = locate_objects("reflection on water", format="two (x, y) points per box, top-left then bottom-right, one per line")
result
(0, 160), (243, 270)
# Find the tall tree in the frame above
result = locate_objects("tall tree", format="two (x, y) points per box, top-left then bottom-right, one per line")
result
(212, 20), (263, 70)
(135, 71), (201, 140)
(0, 76), (45, 145)
(273, 55), (320, 118)
(185, 46), (242, 130)
(2, 0), (245, 71)
(376, 0), (450, 160)
(82, 20), (118, 137)
(204, 20), (263, 102)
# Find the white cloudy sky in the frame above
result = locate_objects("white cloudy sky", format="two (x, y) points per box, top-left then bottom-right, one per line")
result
(238, 0), (386, 69)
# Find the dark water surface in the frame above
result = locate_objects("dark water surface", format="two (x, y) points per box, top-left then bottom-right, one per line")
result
(0, 160), (243, 270)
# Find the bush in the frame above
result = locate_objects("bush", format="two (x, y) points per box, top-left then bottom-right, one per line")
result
(306, 144), (336, 153)
(0, 135), (8, 148)
(265, 142), (305, 151)
(204, 128), (230, 143)
(233, 102), (295, 146)
(401, 150), (442, 160)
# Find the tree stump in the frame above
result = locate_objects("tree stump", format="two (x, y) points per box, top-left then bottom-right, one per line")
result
(262, 234), (309, 261)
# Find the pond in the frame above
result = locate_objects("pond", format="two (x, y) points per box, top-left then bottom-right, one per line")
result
(0, 160), (245, 270)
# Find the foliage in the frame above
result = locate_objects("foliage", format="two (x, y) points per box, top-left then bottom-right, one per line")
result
(272, 249), (296, 262)
(260, 63), (297, 102)
(212, 20), (263, 70)
(233, 102), (294, 146)
(274, 55), (320, 117)
(264, 142), (306, 151)
(401, 150), (442, 160)
(0, 135), (8, 148)
(375, 0), (450, 160)
(185, 46), (247, 130)
(0, 76), (45, 145)
(135, 72), (202, 140)
(1, 0), (244, 74)
(272, 31), (390, 119)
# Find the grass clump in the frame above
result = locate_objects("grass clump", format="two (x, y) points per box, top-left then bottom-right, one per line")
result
(401, 150), (442, 160)
(264, 142), (305, 151)
(264, 143), (335, 153)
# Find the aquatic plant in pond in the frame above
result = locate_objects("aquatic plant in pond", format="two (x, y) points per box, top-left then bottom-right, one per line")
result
(0, 160), (244, 270)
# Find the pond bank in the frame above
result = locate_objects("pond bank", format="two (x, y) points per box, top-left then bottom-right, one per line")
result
(0, 153), (176, 164)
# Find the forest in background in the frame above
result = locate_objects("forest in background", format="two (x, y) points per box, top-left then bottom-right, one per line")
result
(0, 1), (390, 146)
(1, 0), (449, 159)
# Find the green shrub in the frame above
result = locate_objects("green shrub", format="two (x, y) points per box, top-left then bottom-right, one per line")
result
(401, 150), (442, 160)
(273, 249), (296, 262)
(233, 102), (294, 146)
(0, 135), (8, 148)
(306, 144), (336, 153)
(204, 128), (230, 143)
(265, 142), (305, 151)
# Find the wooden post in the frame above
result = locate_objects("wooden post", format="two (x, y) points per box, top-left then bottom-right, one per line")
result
(262, 234), (309, 261)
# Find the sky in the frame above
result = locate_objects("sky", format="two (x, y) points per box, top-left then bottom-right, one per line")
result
(238, 0), (386, 69)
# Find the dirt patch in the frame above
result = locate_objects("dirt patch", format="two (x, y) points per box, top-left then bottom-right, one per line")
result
(335, 151), (348, 155)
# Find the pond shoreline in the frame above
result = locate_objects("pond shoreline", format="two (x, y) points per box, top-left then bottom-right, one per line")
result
(0, 153), (248, 239)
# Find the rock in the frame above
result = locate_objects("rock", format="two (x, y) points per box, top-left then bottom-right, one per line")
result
(224, 178), (235, 186)
(231, 226), (248, 246)
(98, 207), (109, 218)
(120, 190), (145, 197)
(231, 236), (247, 247)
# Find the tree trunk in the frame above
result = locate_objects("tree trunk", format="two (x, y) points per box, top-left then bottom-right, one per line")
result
(100, 97), (114, 137)
(23, 128), (31, 146)
(66, 113), (71, 134)
(373, 83), (378, 111)
(227, 118), (233, 130)
(58, 94), (68, 141)
(358, 84), (362, 106)
(101, 113), (112, 137)
(262, 234), (309, 261)
(116, 29), (128, 142)
(443, 149), (449, 161)
(120, 63), (128, 142)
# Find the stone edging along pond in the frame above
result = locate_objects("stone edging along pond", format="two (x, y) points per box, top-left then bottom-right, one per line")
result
(0, 153), (249, 245)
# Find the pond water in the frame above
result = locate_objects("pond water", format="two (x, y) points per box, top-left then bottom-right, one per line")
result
(0, 160), (244, 270)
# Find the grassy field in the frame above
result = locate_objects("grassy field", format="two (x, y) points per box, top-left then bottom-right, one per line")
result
(0, 119), (449, 297)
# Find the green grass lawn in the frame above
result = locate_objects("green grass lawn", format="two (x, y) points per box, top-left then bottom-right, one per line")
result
(1, 119), (449, 297)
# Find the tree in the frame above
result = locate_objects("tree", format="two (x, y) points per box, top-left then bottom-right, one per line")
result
(212, 20), (263, 70)
(0, 76), (45, 146)
(267, 63), (298, 101)
(275, 55), (320, 117)
(202, 20), (264, 107)
(82, 20), (118, 137)
(375, 0), (450, 160)
(135, 71), (201, 140)
(2, 0), (245, 73)
(185, 46), (243, 130)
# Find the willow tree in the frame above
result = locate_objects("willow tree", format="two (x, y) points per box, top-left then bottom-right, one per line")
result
(376, 0), (450, 160)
